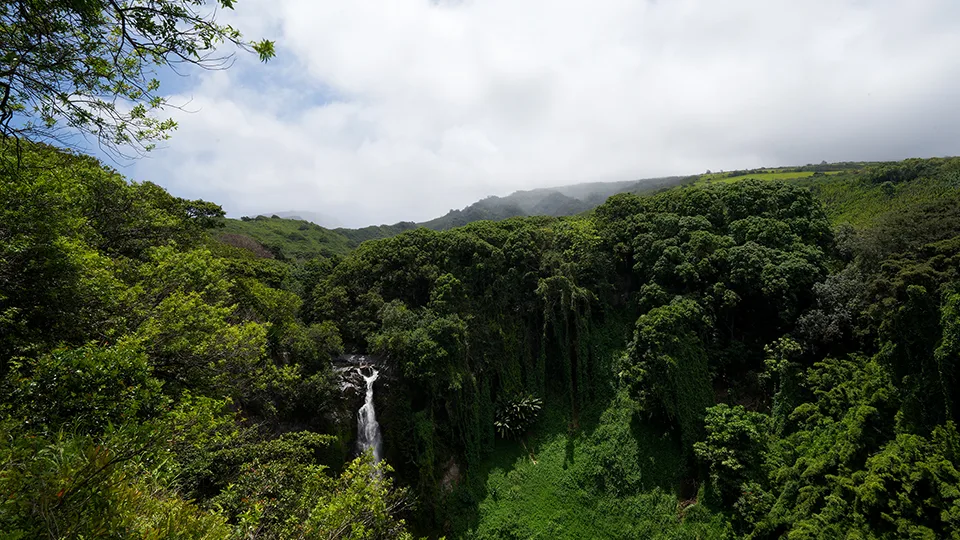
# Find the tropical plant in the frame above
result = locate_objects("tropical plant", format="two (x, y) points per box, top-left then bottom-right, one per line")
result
(494, 393), (543, 439)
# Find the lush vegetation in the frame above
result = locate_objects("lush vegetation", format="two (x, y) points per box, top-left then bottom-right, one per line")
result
(0, 143), (416, 538)
(302, 155), (959, 537)
(3, 132), (960, 539)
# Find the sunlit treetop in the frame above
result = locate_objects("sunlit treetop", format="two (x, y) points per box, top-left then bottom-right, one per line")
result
(0, 0), (275, 160)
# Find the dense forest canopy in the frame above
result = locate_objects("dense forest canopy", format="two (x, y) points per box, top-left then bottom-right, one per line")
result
(2, 139), (960, 538)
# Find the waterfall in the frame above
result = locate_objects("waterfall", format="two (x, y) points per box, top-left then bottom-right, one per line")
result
(356, 367), (383, 463)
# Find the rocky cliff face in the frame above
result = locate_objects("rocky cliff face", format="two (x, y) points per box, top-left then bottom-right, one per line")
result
(331, 354), (395, 459)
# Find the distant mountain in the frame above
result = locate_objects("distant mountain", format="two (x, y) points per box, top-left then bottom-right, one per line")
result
(333, 222), (420, 245)
(530, 192), (592, 216)
(420, 197), (528, 231)
(220, 174), (695, 259)
(261, 210), (344, 228)
(417, 175), (691, 230)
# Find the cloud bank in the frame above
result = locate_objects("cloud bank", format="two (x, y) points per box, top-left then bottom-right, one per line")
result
(127, 0), (960, 227)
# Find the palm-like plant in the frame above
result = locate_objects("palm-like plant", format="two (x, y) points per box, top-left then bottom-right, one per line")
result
(494, 393), (543, 439)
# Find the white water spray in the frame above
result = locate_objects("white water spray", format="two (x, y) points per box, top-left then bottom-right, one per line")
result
(356, 367), (383, 462)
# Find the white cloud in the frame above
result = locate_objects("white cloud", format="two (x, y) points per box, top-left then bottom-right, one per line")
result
(129, 0), (960, 227)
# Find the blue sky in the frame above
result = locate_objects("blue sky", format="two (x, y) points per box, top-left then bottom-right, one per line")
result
(90, 0), (960, 228)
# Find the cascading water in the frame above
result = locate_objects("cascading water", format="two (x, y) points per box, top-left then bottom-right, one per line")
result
(356, 367), (383, 463)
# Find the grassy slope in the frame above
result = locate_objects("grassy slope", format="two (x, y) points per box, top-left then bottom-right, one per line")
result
(454, 394), (730, 539)
(801, 172), (960, 226)
(697, 170), (843, 184)
(218, 216), (356, 260)
(696, 163), (959, 227)
(443, 315), (732, 539)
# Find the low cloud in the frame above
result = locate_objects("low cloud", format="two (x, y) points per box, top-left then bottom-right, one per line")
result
(129, 0), (960, 227)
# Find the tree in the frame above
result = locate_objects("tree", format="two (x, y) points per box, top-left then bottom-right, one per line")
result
(0, 417), (233, 539)
(694, 404), (768, 504)
(0, 0), (275, 159)
(296, 456), (415, 540)
(619, 297), (713, 452)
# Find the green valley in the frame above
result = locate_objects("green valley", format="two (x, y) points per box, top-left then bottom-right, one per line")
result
(4, 139), (960, 538)
(1, 4), (958, 537)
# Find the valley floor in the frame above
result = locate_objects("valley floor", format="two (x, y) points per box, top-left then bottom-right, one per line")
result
(451, 389), (731, 539)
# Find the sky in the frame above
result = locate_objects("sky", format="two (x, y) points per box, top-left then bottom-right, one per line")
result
(114, 0), (960, 228)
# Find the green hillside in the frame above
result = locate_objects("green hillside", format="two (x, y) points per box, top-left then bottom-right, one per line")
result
(4, 144), (960, 539)
(221, 159), (960, 265)
(217, 215), (357, 260)
(799, 157), (960, 226)
(698, 170), (843, 183)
